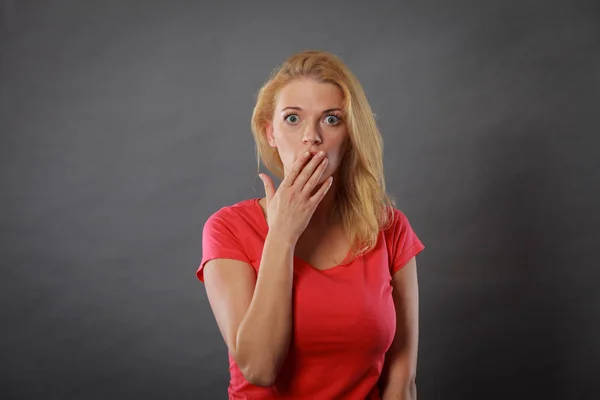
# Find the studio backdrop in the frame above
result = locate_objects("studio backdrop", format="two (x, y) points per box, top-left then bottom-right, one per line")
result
(1, 1), (598, 399)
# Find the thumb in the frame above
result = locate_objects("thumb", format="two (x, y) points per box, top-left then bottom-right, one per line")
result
(259, 174), (275, 203)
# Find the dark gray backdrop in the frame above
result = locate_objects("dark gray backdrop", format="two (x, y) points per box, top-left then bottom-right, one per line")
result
(1, 0), (598, 399)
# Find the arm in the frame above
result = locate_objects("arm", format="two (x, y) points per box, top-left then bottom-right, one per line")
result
(203, 232), (295, 387)
(379, 256), (419, 400)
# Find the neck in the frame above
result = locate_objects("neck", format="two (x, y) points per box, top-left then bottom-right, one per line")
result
(307, 175), (341, 229)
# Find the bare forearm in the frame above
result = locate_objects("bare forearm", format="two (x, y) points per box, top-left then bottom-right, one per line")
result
(382, 380), (417, 400)
(383, 259), (419, 399)
(379, 349), (418, 400)
(235, 232), (295, 385)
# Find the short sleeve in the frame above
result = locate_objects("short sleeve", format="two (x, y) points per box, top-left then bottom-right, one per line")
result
(389, 209), (425, 275)
(196, 209), (253, 282)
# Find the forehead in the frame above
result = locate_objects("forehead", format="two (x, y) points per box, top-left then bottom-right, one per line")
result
(275, 78), (344, 109)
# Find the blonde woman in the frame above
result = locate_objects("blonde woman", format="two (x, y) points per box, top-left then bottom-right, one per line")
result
(196, 50), (425, 400)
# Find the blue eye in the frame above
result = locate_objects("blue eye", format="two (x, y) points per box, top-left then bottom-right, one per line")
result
(284, 114), (299, 124)
(324, 115), (341, 125)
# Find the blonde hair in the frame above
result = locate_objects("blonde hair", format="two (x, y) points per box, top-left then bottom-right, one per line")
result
(251, 50), (396, 260)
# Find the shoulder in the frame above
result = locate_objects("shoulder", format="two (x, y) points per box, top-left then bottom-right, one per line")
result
(199, 199), (261, 281)
(382, 206), (425, 272)
(381, 206), (422, 250)
(382, 206), (412, 235)
(205, 198), (258, 223)
(203, 198), (263, 236)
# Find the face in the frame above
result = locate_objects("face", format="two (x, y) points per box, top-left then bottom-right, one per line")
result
(266, 78), (349, 184)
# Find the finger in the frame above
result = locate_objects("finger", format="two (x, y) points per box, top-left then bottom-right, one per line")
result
(309, 176), (334, 204)
(259, 174), (275, 204)
(293, 151), (326, 190)
(281, 151), (312, 188)
(302, 156), (329, 194)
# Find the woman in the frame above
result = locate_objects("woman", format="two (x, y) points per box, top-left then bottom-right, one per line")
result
(196, 50), (425, 399)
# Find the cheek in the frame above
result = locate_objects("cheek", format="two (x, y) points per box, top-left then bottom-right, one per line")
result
(273, 137), (297, 166)
(281, 152), (297, 168)
(329, 137), (349, 165)
(327, 153), (343, 171)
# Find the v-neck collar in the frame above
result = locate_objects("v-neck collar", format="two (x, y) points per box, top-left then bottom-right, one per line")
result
(252, 197), (354, 273)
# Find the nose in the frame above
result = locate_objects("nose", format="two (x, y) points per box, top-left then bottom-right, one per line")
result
(302, 126), (322, 145)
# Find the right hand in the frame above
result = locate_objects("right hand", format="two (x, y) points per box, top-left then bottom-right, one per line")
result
(259, 151), (333, 243)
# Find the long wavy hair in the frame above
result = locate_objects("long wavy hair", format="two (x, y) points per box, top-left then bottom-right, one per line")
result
(251, 50), (396, 260)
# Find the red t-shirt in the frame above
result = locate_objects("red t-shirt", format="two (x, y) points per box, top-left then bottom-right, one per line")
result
(197, 198), (425, 399)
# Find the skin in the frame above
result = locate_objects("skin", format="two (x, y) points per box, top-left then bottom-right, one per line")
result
(380, 256), (420, 400)
(204, 85), (337, 385)
(263, 77), (349, 229)
(264, 77), (420, 399)
(204, 77), (420, 398)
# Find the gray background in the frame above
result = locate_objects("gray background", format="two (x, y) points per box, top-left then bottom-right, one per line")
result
(1, 0), (598, 399)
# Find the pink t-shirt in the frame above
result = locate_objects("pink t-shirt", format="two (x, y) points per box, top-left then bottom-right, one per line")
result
(197, 198), (425, 399)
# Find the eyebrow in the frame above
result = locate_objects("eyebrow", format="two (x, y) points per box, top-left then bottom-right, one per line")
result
(281, 106), (343, 113)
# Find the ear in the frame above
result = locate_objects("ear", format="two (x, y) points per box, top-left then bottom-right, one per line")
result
(265, 122), (277, 148)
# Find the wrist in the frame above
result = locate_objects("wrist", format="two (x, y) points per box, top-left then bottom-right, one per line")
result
(265, 231), (297, 249)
